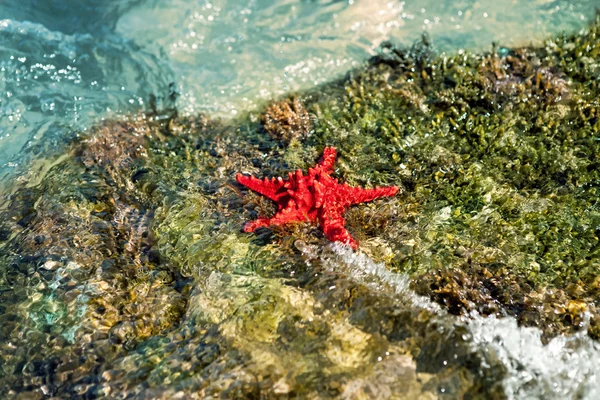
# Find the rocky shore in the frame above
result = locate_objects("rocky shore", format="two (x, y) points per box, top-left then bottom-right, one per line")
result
(1, 16), (600, 399)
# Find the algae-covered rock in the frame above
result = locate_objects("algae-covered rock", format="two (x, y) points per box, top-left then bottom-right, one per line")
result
(2, 15), (600, 399)
(299, 17), (600, 341)
(260, 97), (312, 145)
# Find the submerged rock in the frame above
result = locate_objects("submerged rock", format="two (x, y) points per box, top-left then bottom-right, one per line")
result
(2, 15), (600, 399)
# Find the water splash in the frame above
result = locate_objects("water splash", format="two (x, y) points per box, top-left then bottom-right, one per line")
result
(0, 17), (174, 170)
(305, 242), (600, 399)
(322, 242), (441, 313)
(468, 313), (600, 399)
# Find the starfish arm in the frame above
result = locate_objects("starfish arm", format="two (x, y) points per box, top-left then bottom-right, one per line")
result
(270, 210), (308, 226)
(236, 173), (286, 201)
(344, 185), (399, 205)
(313, 180), (325, 208)
(244, 201), (311, 233)
(272, 200), (312, 223)
(317, 147), (337, 172)
(320, 216), (358, 249)
(243, 217), (272, 232)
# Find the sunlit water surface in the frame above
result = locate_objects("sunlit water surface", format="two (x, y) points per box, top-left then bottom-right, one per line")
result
(1, 0), (599, 169)
(2, 0), (600, 398)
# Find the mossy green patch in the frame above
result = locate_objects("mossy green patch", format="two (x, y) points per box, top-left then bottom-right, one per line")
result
(2, 16), (600, 399)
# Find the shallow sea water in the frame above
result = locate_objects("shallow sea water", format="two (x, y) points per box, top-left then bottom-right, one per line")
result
(1, 0), (599, 169)
(2, 1), (600, 398)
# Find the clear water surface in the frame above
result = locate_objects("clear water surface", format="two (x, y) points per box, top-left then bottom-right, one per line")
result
(1, 0), (598, 169)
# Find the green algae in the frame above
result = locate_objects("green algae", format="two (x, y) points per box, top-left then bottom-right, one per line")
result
(2, 16), (600, 399)
(296, 21), (600, 340)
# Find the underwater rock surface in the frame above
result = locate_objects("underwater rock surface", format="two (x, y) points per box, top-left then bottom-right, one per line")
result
(2, 16), (600, 399)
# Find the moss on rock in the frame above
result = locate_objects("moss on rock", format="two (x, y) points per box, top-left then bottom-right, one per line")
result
(2, 15), (600, 399)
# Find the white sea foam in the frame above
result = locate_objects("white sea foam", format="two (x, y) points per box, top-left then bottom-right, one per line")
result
(313, 243), (600, 399)
(468, 313), (600, 399)
(324, 242), (441, 313)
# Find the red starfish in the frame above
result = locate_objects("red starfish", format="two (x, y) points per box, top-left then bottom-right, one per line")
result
(236, 147), (398, 249)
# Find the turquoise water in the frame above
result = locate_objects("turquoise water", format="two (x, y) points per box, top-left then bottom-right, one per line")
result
(1, 0), (599, 170)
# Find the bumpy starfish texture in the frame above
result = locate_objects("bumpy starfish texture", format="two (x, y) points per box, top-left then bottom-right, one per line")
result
(236, 147), (399, 249)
